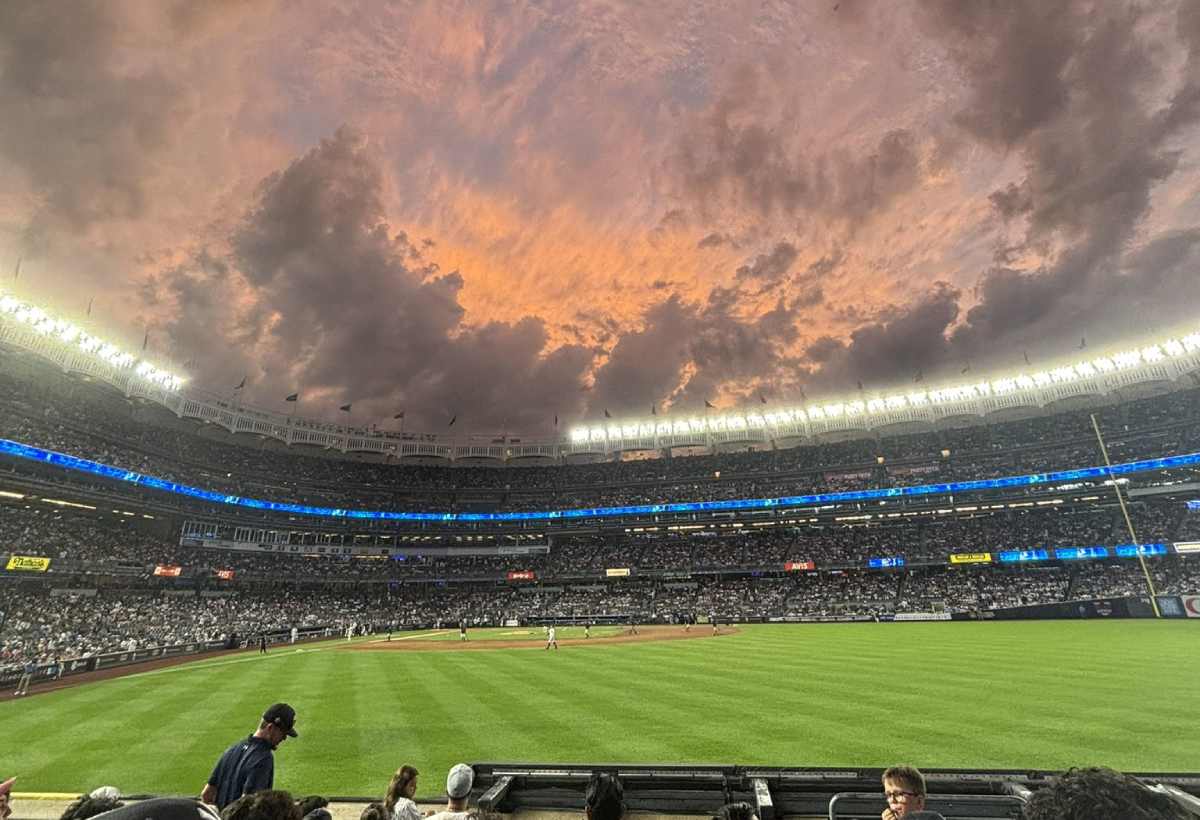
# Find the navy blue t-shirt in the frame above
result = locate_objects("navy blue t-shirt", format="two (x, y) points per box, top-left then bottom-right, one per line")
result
(207, 735), (275, 809)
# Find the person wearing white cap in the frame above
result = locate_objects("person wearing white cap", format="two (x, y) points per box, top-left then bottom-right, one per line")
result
(425, 764), (474, 820)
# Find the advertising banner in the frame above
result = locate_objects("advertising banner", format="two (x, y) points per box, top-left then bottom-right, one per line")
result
(867, 557), (905, 568)
(5, 555), (51, 572)
(506, 570), (536, 581)
(784, 560), (816, 571)
(215, 569), (235, 580)
(949, 552), (992, 564)
(1174, 541), (1200, 554)
(1183, 595), (1200, 618)
(1054, 546), (1109, 560)
(1116, 543), (1168, 557)
(605, 568), (631, 577)
(153, 564), (183, 577)
(998, 549), (1048, 563)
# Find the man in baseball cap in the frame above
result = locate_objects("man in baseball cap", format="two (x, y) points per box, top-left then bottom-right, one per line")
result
(200, 703), (299, 810)
(425, 764), (474, 820)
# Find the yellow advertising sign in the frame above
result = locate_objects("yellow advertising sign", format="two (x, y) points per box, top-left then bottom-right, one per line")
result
(6, 555), (51, 572)
(605, 568), (631, 577)
(949, 552), (992, 564)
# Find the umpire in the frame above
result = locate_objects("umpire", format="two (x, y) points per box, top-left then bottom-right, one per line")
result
(200, 703), (299, 810)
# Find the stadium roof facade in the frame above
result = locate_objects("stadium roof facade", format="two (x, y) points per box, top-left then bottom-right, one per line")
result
(2, 285), (1198, 462)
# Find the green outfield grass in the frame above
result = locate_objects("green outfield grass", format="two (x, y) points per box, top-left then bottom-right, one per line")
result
(3, 621), (1199, 798)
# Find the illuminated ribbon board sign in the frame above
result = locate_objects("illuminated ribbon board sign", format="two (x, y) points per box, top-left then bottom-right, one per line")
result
(5, 555), (50, 572)
(1054, 546), (1109, 560)
(153, 564), (183, 577)
(506, 570), (536, 581)
(605, 568), (631, 577)
(2, 438), (1199, 524)
(998, 549), (1049, 563)
(215, 569), (235, 580)
(1115, 543), (1168, 557)
(868, 557), (905, 568)
(949, 552), (992, 564)
(1174, 541), (1200, 554)
(784, 560), (816, 571)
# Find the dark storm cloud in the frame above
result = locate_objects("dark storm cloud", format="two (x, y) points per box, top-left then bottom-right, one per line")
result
(803, 283), (962, 390)
(918, 0), (1200, 356)
(150, 128), (593, 433)
(676, 68), (923, 228)
(734, 242), (798, 287)
(0, 1), (235, 247)
(587, 282), (807, 416)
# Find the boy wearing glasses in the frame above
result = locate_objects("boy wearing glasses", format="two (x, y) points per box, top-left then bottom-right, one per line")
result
(881, 765), (927, 819)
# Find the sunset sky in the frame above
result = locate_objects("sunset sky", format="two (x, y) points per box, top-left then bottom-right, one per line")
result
(1, 0), (1198, 435)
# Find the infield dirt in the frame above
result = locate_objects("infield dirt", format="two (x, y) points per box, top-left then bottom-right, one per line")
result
(341, 624), (738, 652)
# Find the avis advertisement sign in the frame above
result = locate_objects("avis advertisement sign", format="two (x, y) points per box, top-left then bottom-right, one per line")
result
(1183, 595), (1200, 618)
(784, 560), (816, 571)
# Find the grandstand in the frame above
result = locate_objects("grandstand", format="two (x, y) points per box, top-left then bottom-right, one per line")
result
(2, 292), (1200, 815)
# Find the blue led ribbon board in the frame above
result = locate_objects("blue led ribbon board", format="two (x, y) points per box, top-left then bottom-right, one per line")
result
(2, 438), (1199, 524)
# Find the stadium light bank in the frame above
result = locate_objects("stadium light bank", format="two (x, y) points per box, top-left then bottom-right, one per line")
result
(0, 288), (185, 392)
(569, 329), (1200, 445)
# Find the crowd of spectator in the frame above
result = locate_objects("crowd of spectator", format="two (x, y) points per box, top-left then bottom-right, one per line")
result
(5, 554), (1198, 667)
(1, 498), (1188, 583)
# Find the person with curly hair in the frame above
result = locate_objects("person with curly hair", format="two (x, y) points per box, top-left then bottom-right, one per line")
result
(1022, 767), (1188, 820)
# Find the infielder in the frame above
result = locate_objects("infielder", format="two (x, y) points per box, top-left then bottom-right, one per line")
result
(545, 624), (558, 650)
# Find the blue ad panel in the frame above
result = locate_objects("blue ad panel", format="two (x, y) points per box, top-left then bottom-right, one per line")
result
(2, 437), (1199, 524)
(998, 549), (1049, 563)
(1115, 543), (1168, 557)
(868, 557), (905, 568)
(1054, 546), (1109, 560)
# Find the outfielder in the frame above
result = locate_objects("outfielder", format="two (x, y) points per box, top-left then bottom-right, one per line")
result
(545, 624), (558, 650)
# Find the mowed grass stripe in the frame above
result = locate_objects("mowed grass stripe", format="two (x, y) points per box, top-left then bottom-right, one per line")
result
(3, 622), (1199, 794)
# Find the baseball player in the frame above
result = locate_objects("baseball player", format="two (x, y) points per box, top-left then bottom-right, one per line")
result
(710, 612), (718, 635)
(459, 621), (468, 642)
(584, 622), (591, 639)
(546, 624), (558, 650)
(13, 659), (34, 696)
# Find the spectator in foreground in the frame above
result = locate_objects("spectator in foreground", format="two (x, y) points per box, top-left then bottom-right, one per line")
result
(60, 787), (125, 820)
(295, 796), (330, 820)
(201, 704), (299, 810)
(426, 764), (474, 820)
(385, 765), (423, 820)
(584, 772), (624, 820)
(221, 790), (301, 820)
(359, 803), (388, 820)
(881, 765), (927, 820)
(1022, 767), (1188, 820)
(711, 804), (756, 820)
(1, 776), (15, 820)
